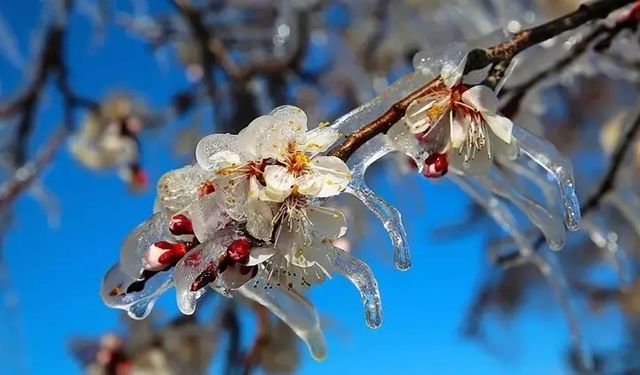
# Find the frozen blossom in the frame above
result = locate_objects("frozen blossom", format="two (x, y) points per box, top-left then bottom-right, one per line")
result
(102, 105), (382, 360)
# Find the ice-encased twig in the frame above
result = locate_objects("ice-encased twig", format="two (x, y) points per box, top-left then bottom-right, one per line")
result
(238, 275), (327, 360)
(450, 174), (534, 261)
(344, 136), (411, 270)
(531, 251), (594, 371)
(582, 210), (633, 288)
(100, 264), (174, 320)
(332, 246), (383, 329)
(511, 126), (581, 231)
(329, 72), (432, 135)
(477, 166), (565, 250)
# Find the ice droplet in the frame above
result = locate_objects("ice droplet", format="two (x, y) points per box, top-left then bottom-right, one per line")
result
(332, 247), (383, 329)
(100, 263), (173, 320)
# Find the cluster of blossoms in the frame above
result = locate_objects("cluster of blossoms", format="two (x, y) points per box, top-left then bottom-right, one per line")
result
(101, 105), (380, 360)
(101, 48), (584, 361)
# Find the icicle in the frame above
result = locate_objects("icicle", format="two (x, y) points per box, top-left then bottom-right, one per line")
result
(582, 211), (633, 288)
(238, 271), (328, 361)
(511, 126), (581, 231)
(477, 166), (565, 250)
(344, 135), (411, 270)
(332, 246), (383, 328)
(498, 157), (557, 208)
(450, 174), (534, 260)
(100, 264), (173, 320)
(346, 180), (411, 270)
(531, 251), (594, 371)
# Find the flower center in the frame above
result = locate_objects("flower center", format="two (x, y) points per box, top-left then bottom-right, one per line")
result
(288, 151), (310, 176)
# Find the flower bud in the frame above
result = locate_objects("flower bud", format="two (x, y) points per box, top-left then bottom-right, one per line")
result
(422, 153), (448, 178)
(169, 214), (194, 236)
(226, 238), (252, 264)
(143, 241), (187, 271)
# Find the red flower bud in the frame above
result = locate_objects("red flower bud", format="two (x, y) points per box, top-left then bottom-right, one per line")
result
(422, 153), (448, 178)
(226, 238), (252, 264)
(143, 241), (187, 271)
(169, 214), (194, 235)
(190, 262), (218, 292)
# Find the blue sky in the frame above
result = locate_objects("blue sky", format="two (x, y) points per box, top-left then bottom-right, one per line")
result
(0, 1), (580, 374)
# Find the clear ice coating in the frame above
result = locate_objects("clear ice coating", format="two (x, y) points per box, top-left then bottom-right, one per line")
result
(119, 210), (174, 279)
(332, 247), (383, 329)
(100, 264), (174, 320)
(156, 165), (212, 214)
(238, 269), (328, 361)
(173, 232), (234, 315)
(344, 136), (411, 270)
(477, 167), (565, 250)
(511, 126), (581, 231)
(182, 192), (230, 243)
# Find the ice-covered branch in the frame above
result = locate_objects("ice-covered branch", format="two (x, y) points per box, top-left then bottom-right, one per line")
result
(327, 0), (636, 162)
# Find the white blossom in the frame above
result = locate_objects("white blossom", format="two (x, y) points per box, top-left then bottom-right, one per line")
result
(403, 56), (516, 173)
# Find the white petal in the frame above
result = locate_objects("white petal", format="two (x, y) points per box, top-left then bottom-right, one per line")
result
(222, 264), (256, 288)
(307, 205), (347, 239)
(309, 156), (351, 198)
(261, 165), (295, 202)
(237, 115), (277, 159)
(247, 247), (277, 266)
(295, 172), (324, 197)
(441, 52), (467, 88)
(492, 135), (519, 160)
(483, 113), (513, 145)
(449, 112), (468, 149)
(449, 147), (492, 175)
(245, 196), (275, 241)
(287, 242), (336, 274)
(156, 165), (211, 214)
(216, 175), (249, 221)
(461, 85), (499, 113)
(276, 222), (308, 255)
(269, 105), (308, 134)
(301, 127), (339, 155)
(195, 134), (240, 171)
